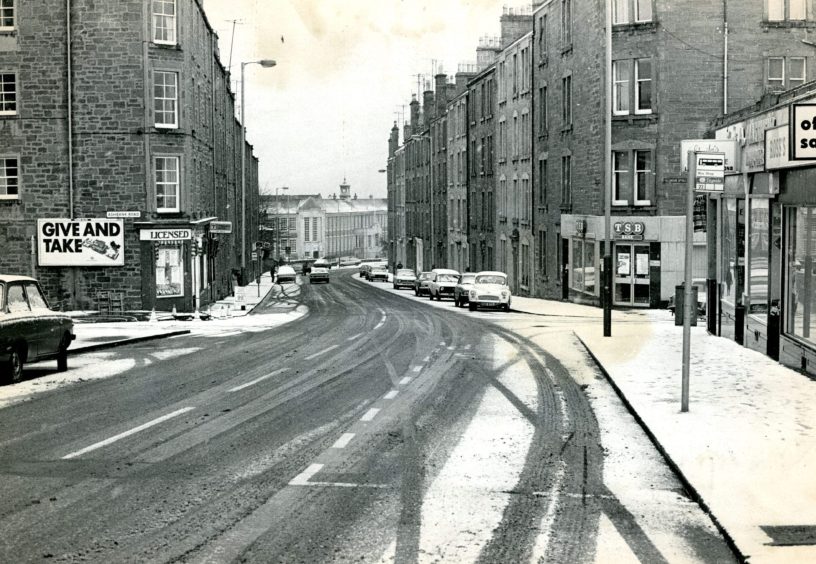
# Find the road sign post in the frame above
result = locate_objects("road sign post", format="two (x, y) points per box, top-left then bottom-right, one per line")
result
(683, 150), (724, 413)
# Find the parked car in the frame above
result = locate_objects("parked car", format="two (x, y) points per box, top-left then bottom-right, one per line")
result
(393, 269), (417, 290)
(340, 258), (361, 267)
(276, 265), (297, 284)
(414, 272), (434, 296)
(468, 271), (512, 312)
(309, 267), (330, 284)
(369, 265), (389, 282)
(454, 272), (478, 307)
(359, 263), (371, 278)
(0, 275), (75, 384)
(313, 258), (331, 269)
(428, 268), (460, 301)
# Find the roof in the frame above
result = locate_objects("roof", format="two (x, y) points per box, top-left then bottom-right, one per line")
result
(475, 271), (507, 277)
(0, 275), (37, 283)
(432, 268), (460, 274)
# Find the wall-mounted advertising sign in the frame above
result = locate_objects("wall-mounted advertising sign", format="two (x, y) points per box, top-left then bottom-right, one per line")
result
(790, 103), (816, 160)
(765, 125), (812, 170)
(613, 221), (645, 240)
(37, 218), (125, 267)
(139, 228), (193, 241)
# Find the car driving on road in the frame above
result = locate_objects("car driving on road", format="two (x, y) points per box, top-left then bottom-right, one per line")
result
(454, 272), (477, 308)
(368, 265), (389, 282)
(0, 275), (75, 383)
(414, 271), (433, 296)
(309, 267), (330, 284)
(393, 269), (417, 290)
(468, 271), (512, 312)
(276, 265), (297, 284)
(428, 268), (460, 301)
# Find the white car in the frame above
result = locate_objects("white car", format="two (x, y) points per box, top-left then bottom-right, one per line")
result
(428, 268), (460, 301)
(468, 271), (511, 312)
(276, 265), (297, 284)
(393, 269), (417, 290)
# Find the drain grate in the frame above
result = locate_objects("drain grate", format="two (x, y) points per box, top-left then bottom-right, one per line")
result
(761, 525), (816, 546)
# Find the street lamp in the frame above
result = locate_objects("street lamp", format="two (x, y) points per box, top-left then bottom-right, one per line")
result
(276, 186), (288, 260)
(240, 58), (277, 282)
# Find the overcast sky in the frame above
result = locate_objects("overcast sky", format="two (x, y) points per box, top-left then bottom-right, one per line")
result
(203, 0), (504, 199)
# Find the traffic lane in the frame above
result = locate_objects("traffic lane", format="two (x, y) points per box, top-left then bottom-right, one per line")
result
(0, 272), (472, 561)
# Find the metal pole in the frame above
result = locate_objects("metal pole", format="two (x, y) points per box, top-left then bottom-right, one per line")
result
(240, 62), (247, 278)
(603, 0), (613, 337)
(682, 151), (695, 412)
(276, 186), (280, 260)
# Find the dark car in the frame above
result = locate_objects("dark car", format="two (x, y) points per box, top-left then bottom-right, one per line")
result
(0, 275), (75, 384)
(393, 269), (417, 290)
(414, 272), (434, 296)
(454, 272), (478, 307)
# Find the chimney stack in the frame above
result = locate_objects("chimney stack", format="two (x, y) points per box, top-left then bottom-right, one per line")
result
(388, 121), (399, 158)
(409, 95), (420, 135)
(435, 73), (448, 117)
(422, 85), (435, 129)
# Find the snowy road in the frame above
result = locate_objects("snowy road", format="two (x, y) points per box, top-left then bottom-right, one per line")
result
(0, 269), (736, 562)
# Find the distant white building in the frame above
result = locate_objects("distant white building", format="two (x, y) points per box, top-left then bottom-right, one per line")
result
(262, 181), (387, 261)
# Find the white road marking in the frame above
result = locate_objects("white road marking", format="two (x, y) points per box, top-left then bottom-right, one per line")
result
(331, 433), (355, 449)
(228, 368), (286, 392)
(398, 377), (412, 385)
(347, 333), (364, 341)
(292, 480), (388, 489)
(465, 344), (472, 350)
(373, 312), (387, 330)
(62, 407), (195, 459)
(423, 356), (431, 362)
(384, 390), (399, 400)
(360, 408), (380, 422)
(447, 346), (455, 350)
(289, 463), (324, 485)
(305, 344), (339, 360)
(411, 365), (423, 373)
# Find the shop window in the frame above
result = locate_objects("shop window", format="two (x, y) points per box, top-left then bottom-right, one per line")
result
(748, 198), (770, 315)
(0, 155), (19, 199)
(152, 0), (177, 45)
(767, 56), (806, 91)
(0, 72), (17, 115)
(722, 198), (745, 308)
(571, 238), (596, 294)
(785, 207), (816, 343)
(0, 0), (14, 31)
(155, 156), (180, 212)
(156, 246), (183, 298)
(154, 70), (178, 128)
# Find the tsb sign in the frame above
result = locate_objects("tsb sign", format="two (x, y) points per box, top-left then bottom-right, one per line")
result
(791, 103), (816, 160)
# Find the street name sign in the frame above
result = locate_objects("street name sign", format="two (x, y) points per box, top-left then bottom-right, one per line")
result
(106, 211), (140, 218)
(210, 221), (232, 233)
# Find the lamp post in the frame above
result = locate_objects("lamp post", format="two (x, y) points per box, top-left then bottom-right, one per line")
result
(276, 186), (288, 260)
(240, 58), (276, 283)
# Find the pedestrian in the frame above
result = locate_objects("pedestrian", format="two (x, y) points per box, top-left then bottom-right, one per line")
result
(397, 262), (403, 270)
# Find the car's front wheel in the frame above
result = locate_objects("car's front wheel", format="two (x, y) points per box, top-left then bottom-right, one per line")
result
(469, 303), (477, 312)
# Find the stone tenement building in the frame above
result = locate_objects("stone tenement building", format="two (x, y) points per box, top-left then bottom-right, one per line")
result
(388, 1), (811, 309)
(0, 0), (259, 313)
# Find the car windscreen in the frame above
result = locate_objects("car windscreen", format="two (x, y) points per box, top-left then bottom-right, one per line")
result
(419, 273), (433, 280)
(437, 274), (458, 282)
(475, 275), (506, 285)
(459, 275), (476, 284)
(397, 270), (414, 276)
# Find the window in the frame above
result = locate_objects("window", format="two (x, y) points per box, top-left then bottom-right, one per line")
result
(156, 246), (184, 297)
(0, 72), (16, 115)
(613, 59), (653, 115)
(25, 283), (49, 310)
(154, 71), (178, 128)
(539, 86), (548, 135)
(513, 53), (519, 95)
(155, 156), (180, 212)
(561, 75), (572, 126)
(538, 159), (548, 206)
(539, 14), (548, 61)
(612, 149), (653, 206)
(313, 217), (319, 241)
(0, 156), (18, 199)
(538, 230), (547, 276)
(513, 114), (519, 158)
(768, 56), (807, 90)
(522, 177), (531, 222)
(561, 155), (572, 206)
(499, 118), (506, 161)
(304, 217), (311, 242)
(521, 243), (530, 288)
(613, 61), (630, 115)
(7, 284), (28, 313)
(0, 0), (14, 31)
(635, 59), (652, 114)
(152, 0), (177, 45)
(767, 0), (807, 21)
(613, 0), (653, 24)
(561, 0), (572, 47)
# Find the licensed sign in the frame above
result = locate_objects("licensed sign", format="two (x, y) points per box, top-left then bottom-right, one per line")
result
(694, 152), (725, 192)
(209, 221), (232, 234)
(38, 218), (125, 267)
(139, 228), (193, 241)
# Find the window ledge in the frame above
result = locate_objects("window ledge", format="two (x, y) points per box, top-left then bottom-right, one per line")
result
(612, 113), (658, 125)
(612, 21), (658, 33)
(761, 20), (816, 30)
(0, 29), (17, 36)
(0, 195), (20, 202)
(150, 42), (182, 51)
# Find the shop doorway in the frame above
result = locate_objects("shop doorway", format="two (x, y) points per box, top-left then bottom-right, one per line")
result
(614, 243), (651, 306)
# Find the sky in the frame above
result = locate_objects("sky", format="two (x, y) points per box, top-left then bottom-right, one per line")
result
(203, 0), (505, 199)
